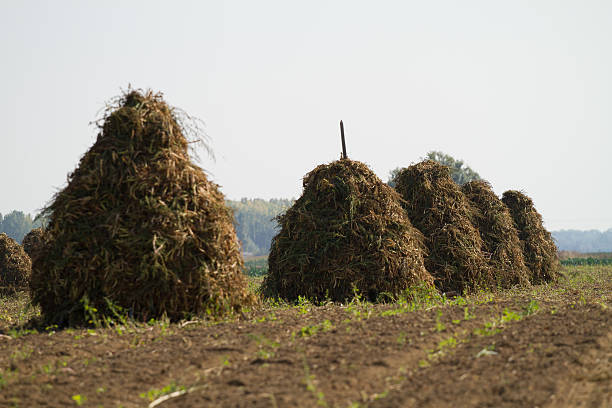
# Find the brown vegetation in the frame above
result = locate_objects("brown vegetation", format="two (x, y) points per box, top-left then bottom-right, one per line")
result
(21, 228), (46, 263)
(0, 233), (31, 295)
(502, 190), (560, 284)
(263, 159), (433, 301)
(394, 161), (494, 294)
(461, 180), (530, 288)
(30, 90), (254, 326)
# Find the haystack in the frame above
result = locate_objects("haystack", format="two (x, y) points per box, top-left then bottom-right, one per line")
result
(501, 190), (560, 283)
(31, 90), (254, 326)
(461, 181), (530, 288)
(393, 161), (494, 293)
(0, 233), (31, 295)
(22, 227), (47, 262)
(262, 159), (433, 302)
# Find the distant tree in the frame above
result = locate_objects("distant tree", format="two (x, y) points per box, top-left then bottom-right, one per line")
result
(387, 168), (402, 188)
(388, 151), (481, 187)
(424, 151), (481, 185)
(552, 229), (612, 252)
(0, 211), (34, 243)
(227, 198), (294, 255)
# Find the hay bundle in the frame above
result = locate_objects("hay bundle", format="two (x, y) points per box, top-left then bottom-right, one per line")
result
(501, 190), (560, 283)
(0, 233), (31, 295)
(262, 159), (433, 302)
(394, 161), (494, 293)
(22, 227), (47, 262)
(31, 90), (254, 325)
(461, 181), (530, 288)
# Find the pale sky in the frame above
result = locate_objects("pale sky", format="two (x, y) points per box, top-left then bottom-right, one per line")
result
(1, 1), (611, 231)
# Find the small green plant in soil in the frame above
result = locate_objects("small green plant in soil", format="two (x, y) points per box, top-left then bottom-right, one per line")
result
(71, 394), (86, 406)
(140, 382), (185, 402)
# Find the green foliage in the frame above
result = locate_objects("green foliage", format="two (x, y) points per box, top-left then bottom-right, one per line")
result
(71, 394), (86, 406)
(561, 257), (612, 266)
(0, 211), (45, 243)
(388, 150), (481, 187)
(244, 257), (268, 277)
(523, 300), (540, 316)
(227, 198), (293, 255)
(139, 382), (185, 402)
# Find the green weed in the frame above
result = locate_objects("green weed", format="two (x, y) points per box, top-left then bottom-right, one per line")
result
(71, 394), (86, 406)
(524, 300), (540, 316)
(294, 320), (333, 339)
(302, 359), (328, 407)
(139, 382), (185, 402)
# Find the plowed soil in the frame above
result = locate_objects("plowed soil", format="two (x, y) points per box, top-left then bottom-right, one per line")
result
(0, 266), (610, 408)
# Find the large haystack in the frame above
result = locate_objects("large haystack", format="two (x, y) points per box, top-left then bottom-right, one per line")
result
(22, 227), (47, 262)
(31, 90), (254, 326)
(0, 233), (31, 295)
(501, 190), (560, 284)
(394, 161), (494, 293)
(461, 181), (530, 288)
(262, 159), (433, 302)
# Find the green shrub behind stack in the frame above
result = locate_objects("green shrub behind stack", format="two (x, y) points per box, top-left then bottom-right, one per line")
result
(461, 181), (530, 288)
(501, 190), (560, 284)
(31, 90), (254, 326)
(393, 161), (494, 294)
(0, 233), (31, 295)
(262, 159), (433, 302)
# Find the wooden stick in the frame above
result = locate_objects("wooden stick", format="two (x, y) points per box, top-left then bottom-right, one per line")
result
(340, 120), (347, 159)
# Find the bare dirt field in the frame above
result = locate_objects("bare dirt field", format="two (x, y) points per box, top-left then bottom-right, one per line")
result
(1, 265), (610, 408)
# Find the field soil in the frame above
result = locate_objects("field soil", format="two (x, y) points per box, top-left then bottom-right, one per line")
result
(0, 266), (610, 408)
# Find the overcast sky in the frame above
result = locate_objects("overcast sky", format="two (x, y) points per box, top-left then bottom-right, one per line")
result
(1, 1), (610, 231)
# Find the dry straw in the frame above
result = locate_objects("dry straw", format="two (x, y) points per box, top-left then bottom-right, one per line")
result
(393, 161), (494, 294)
(501, 190), (560, 283)
(0, 233), (31, 295)
(262, 159), (433, 302)
(461, 181), (530, 288)
(22, 227), (47, 262)
(31, 90), (254, 326)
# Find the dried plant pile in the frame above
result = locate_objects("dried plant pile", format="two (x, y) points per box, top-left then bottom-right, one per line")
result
(21, 227), (47, 262)
(0, 233), (31, 295)
(461, 181), (530, 288)
(31, 90), (253, 326)
(394, 161), (494, 293)
(262, 159), (433, 302)
(501, 190), (560, 284)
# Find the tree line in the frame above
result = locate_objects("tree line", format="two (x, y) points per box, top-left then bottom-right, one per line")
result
(552, 229), (612, 253)
(227, 198), (293, 255)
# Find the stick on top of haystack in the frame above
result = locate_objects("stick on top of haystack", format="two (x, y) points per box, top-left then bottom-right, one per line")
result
(340, 120), (347, 159)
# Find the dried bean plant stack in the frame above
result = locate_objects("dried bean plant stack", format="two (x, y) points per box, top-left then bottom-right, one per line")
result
(31, 90), (254, 326)
(262, 159), (433, 302)
(21, 227), (47, 262)
(393, 161), (494, 294)
(501, 190), (560, 284)
(0, 233), (31, 295)
(461, 181), (530, 288)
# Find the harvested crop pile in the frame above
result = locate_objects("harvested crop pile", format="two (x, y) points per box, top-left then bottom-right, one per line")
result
(393, 161), (494, 293)
(31, 90), (254, 326)
(0, 233), (31, 295)
(501, 190), (560, 284)
(22, 227), (47, 262)
(461, 181), (530, 288)
(262, 159), (433, 302)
